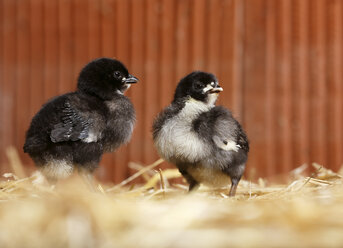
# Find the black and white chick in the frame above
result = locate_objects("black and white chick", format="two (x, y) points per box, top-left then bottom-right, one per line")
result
(153, 71), (249, 196)
(23, 58), (138, 182)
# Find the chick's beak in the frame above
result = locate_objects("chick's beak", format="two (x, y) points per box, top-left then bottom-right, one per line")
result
(208, 85), (223, 94)
(123, 74), (139, 84)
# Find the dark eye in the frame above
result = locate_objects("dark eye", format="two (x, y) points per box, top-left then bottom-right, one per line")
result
(114, 71), (121, 78)
(194, 82), (203, 90)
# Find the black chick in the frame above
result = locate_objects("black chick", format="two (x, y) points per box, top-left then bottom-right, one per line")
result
(153, 71), (249, 196)
(24, 58), (138, 182)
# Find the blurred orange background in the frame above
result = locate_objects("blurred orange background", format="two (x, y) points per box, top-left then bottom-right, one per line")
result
(0, 0), (342, 182)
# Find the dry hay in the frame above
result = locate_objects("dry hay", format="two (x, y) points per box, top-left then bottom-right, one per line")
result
(1, 149), (343, 248)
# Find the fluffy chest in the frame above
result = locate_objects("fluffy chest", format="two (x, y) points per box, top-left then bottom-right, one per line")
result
(102, 98), (135, 149)
(155, 99), (213, 163)
(105, 98), (135, 126)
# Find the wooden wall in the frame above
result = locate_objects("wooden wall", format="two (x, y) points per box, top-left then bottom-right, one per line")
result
(0, 0), (342, 182)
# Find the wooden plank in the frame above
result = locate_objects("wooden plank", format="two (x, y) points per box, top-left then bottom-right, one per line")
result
(16, 0), (31, 166)
(309, 0), (327, 166)
(218, 0), (247, 178)
(2, 0), (17, 168)
(0, 0), (5, 170)
(113, 0), (130, 183)
(292, 0), (310, 170)
(175, 0), (190, 80)
(115, 0), (129, 63)
(218, 0), (235, 109)
(43, 0), (59, 101)
(160, 0), (176, 107)
(274, 1), (284, 175)
(218, 0), (246, 160)
(143, 0), (160, 164)
(157, 0), (177, 173)
(265, 0), (277, 177)
(231, 0), (244, 119)
(219, 0), (246, 177)
(100, 0), (116, 57)
(88, 0), (101, 59)
(87, 0), (105, 181)
(279, 0), (293, 173)
(333, 0), (343, 170)
(206, 0), (221, 75)
(98, 0), (116, 181)
(29, 0), (44, 117)
(190, 0), (206, 70)
(327, 0), (343, 171)
(73, 0), (89, 69)
(242, 0), (267, 178)
(58, 0), (74, 94)
(128, 0), (145, 179)
(28, 0), (44, 170)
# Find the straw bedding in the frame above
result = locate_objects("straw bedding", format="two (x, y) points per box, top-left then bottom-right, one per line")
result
(1, 151), (343, 248)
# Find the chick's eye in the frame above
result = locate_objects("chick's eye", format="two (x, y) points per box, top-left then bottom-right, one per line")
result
(114, 71), (121, 77)
(194, 82), (203, 90)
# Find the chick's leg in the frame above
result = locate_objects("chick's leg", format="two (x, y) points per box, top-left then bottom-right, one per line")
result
(224, 163), (245, 197)
(178, 168), (199, 192)
(229, 177), (241, 197)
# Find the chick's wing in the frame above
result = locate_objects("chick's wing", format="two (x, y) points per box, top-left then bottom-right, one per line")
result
(50, 101), (94, 143)
(210, 106), (248, 152)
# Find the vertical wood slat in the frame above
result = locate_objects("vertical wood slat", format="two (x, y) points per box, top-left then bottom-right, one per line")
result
(0, 0), (4, 171)
(175, 0), (190, 80)
(114, 0), (130, 181)
(43, 0), (59, 101)
(218, 0), (234, 109)
(230, 0), (245, 117)
(279, 0), (292, 173)
(206, 0), (221, 75)
(190, 0), (205, 71)
(100, 0), (116, 57)
(327, 0), (343, 171)
(58, 0), (74, 94)
(160, 0), (176, 107)
(128, 0), (145, 179)
(16, 0), (31, 165)
(331, 0), (343, 170)
(73, 0), (89, 72)
(143, 0), (160, 164)
(265, 0), (276, 177)
(292, 0), (310, 171)
(243, 0), (268, 176)
(88, 0), (101, 60)
(309, 0), (327, 166)
(274, 1), (284, 175)
(27, 0), (44, 171)
(29, 0), (44, 118)
(98, 0), (116, 181)
(2, 0), (16, 170)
